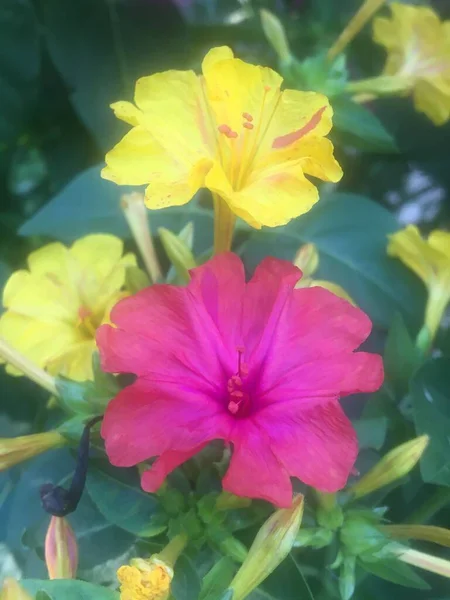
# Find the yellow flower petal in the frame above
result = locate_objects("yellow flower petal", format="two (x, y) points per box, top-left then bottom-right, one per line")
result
(48, 340), (96, 381)
(111, 101), (143, 126)
(201, 46), (234, 73)
(387, 225), (442, 286)
(428, 230), (450, 260)
(413, 79), (450, 126)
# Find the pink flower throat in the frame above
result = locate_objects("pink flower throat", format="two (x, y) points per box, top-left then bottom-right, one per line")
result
(227, 347), (252, 418)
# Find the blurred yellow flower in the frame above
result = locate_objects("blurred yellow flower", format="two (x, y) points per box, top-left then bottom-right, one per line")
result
(0, 431), (66, 471)
(0, 235), (136, 381)
(0, 579), (33, 600)
(293, 243), (355, 304)
(102, 46), (342, 242)
(349, 3), (450, 125)
(388, 225), (450, 341)
(118, 557), (173, 600)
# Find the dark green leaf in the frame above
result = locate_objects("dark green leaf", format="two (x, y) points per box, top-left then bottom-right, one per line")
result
(384, 313), (420, 397)
(35, 593), (52, 600)
(22, 580), (119, 600)
(359, 557), (430, 590)
(410, 358), (450, 486)
(19, 166), (214, 254)
(86, 464), (167, 537)
(171, 554), (202, 600)
(332, 97), (398, 153)
(353, 417), (388, 450)
(240, 193), (425, 329)
(200, 556), (236, 600)
(0, 0), (40, 143)
(258, 553), (316, 600)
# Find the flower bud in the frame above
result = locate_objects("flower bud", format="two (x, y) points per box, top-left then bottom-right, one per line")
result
(260, 9), (292, 65)
(121, 192), (161, 283)
(229, 495), (304, 600)
(0, 431), (66, 472)
(0, 579), (33, 600)
(293, 243), (319, 278)
(395, 547), (450, 578)
(349, 435), (429, 499)
(45, 516), (78, 579)
(158, 227), (196, 284)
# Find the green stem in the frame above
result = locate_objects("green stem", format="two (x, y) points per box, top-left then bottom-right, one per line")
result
(158, 533), (188, 567)
(213, 194), (236, 254)
(406, 488), (450, 525)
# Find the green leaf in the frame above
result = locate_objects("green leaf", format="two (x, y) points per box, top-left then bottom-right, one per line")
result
(240, 193), (425, 329)
(86, 464), (168, 537)
(332, 97), (398, 153)
(410, 358), (450, 486)
(358, 557), (430, 590)
(19, 166), (214, 253)
(257, 553), (316, 600)
(200, 556), (236, 600)
(22, 580), (119, 600)
(384, 313), (420, 397)
(171, 554), (202, 600)
(35, 592), (52, 600)
(353, 417), (388, 451)
(0, 0), (40, 143)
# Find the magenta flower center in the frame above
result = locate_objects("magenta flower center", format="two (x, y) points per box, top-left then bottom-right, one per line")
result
(226, 347), (253, 418)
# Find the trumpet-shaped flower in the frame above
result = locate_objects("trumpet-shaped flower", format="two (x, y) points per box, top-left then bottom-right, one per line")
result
(0, 235), (136, 381)
(0, 431), (66, 471)
(98, 254), (383, 507)
(387, 225), (450, 341)
(102, 46), (342, 231)
(350, 3), (450, 125)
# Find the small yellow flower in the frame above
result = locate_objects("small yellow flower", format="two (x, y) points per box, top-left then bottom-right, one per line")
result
(117, 557), (173, 600)
(387, 225), (450, 341)
(0, 431), (66, 472)
(293, 243), (354, 303)
(102, 46), (342, 232)
(349, 3), (450, 125)
(0, 235), (136, 381)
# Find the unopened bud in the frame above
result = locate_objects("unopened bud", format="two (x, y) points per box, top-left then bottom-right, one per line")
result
(0, 579), (33, 600)
(0, 431), (66, 472)
(126, 266), (151, 293)
(45, 516), (78, 579)
(395, 546), (450, 578)
(293, 243), (319, 278)
(158, 227), (196, 284)
(260, 9), (292, 65)
(349, 436), (429, 499)
(229, 495), (304, 600)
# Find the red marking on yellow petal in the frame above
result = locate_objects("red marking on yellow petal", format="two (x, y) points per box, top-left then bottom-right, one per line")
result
(272, 106), (326, 149)
(242, 112), (253, 122)
(243, 122), (254, 130)
(264, 85), (271, 92)
(78, 306), (92, 320)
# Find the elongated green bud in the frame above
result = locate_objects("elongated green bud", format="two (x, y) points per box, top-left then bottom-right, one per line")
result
(229, 495), (304, 600)
(260, 9), (292, 65)
(159, 227), (197, 284)
(349, 436), (429, 498)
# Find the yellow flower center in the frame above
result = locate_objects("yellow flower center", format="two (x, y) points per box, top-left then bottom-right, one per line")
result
(76, 306), (101, 339)
(117, 559), (173, 600)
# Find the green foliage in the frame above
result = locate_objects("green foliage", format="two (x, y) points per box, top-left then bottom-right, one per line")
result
(22, 580), (119, 600)
(241, 193), (425, 329)
(359, 557), (430, 590)
(86, 463), (168, 538)
(384, 313), (420, 398)
(411, 358), (450, 486)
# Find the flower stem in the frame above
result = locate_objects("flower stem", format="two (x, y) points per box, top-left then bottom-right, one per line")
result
(0, 338), (58, 396)
(327, 0), (387, 61)
(157, 533), (188, 567)
(406, 487), (450, 525)
(213, 194), (236, 254)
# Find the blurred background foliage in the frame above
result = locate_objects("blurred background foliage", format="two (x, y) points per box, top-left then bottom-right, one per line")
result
(1, 1), (449, 599)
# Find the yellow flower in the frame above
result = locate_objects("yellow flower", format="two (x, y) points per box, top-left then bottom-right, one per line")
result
(0, 431), (66, 471)
(0, 579), (33, 600)
(293, 243), (355, 303)
(102, 46), (342, 237)
(349, 3), (450, 125)
(117, 558), (173, 600)
(387, 225), (450, 341)
(0, 234), (136, 381)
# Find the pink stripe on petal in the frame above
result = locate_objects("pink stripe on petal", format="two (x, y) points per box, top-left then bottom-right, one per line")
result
(272, 106), (327, 149)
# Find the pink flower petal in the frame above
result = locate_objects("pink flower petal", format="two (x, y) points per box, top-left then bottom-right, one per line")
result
(141, 444), (208, 492)
(257, 400), (358, 492)
(258, 352), (384, 406)
(223, 421), (293, 507)
(101, 380), (231, 467)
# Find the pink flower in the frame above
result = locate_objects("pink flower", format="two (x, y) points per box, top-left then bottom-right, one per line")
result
(97, 254), (383, 507)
